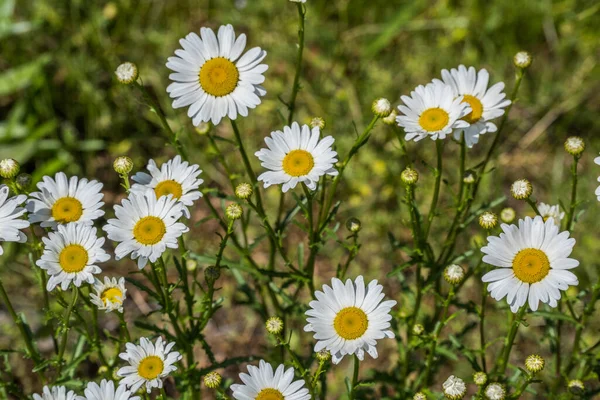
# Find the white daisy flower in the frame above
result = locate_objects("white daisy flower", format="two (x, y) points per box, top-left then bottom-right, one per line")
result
(304, 276), (397, 364)
(434, 65), (511, 147)
(0, 185), (29, 256)
(396, 80), (471, 142)
(80, 379), (140, 400)
(90, 277), (127, 313)
(255, 122), (338, 193)
(230, 360), (310, 400)
(167, 24), (267, 126)
(117, 337), (182, 393)
(442, 375), (467, 399)
(594, 155), (600, 201)
(103, 191), (188, 269)
(537, 203), (564, 226)
(37, 223), (109, 291)
(131, 155), (203, 218)
(481, 216), (579, 312)
(33, 386), (78, 400)
(27, 172), (104, 229)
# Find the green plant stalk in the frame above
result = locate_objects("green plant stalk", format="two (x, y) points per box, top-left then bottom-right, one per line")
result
(349, 354), (360, 400)
(565, 154), (580, 231)
(90, 300), (109, 366)
(493, 306), (527, 377)
(287, 3), (306, 125)
(118, 310), (131, 343)
(480, 283), (487, 372)
(511, 374), (534, 399)
(423, 140), (444, 240)
(56, 287), (79, 378)
(526, 198), (541, 216)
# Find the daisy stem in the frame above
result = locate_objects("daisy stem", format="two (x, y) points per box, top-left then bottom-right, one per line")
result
(56, 287), (78, 378)
(480, 283), (488, 372)
(287, 2), (306, 125)
(161, 386), (168, 399)
(118, 310), (131, 343)
(564, 154), (580, 231)
(511, 373), (534, 399)
(349, 354), (360, 400)
(493, 306), (527, 378)
(423, 139), (444, 241)
(525, 198), (541, 216)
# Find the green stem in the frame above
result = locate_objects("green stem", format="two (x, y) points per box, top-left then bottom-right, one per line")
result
(287, 3), (306, 125)
(349, 354), (360, 400)
(423, 140), (444, 240)
(480, 283), (487, 372)
(493, 306), (527, 377)
(526, 198), (541, 216)
(564, 154), (580, 231)
(56, 287), (79, 378)
(118, 310), (131, 342)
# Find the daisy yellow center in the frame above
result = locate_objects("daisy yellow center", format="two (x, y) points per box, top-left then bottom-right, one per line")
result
(282, 150), (314, 177)
(52, 197), (83, 223)
(133, 216), (166, 245)
(199, 57), (239, 97)
(334, 307), (368, 340)
(59, 244), (89, 273)
(137, 355), (164, 380)
(154, 180), (183, 199)
(255, 388), (284, 400)
(512, 248), (550, 283)
(461, 94), (483, 124)
(101, 287), (124, 305)
(418, 108), (449, 132)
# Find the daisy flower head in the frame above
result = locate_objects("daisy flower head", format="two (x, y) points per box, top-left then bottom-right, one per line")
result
(81, 379), (140, 400)
(443, 375), (466, 399)
(255, 122), (338, 193)
(230, 360), (310, 400)
(33, 386), (78, 400)
(0, 185), (29, 256)
(117, 336), (182, 393)
(396, 80), (471, 142)
(166, 24), (267, 125)
(304, 275), (397, 364)
(90, 277), (127, 313)
(27, 172), (104, 229)
(485, 383), (506, 400)
(131, 155), (203, 218)
(103, 191), (189, 269)
(481, 216), (579, 312)
(37, 223), (110, 291)
(435, 65), (511, 147)
(538, 203), (564, 226)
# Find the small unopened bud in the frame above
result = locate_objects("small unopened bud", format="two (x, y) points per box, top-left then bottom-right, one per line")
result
(0, 159), (20, 179)
(500, 207), (516, 224)
(567, 379), (584, 395)
(372, 98), (392, 117)
(265, 316), (284, 335)
(412, 323), (425, 336)
(479, 212), (498, 229)
(463, 170), (476, 184)
(401, 167), (419, 186)
(484, 383), (505, 400)
(346, 217), (361, 233)
(310, 117), (325, 130)
(235, 183), (253, 200)
(205, 266), (221, 283)
(444, 264), (465, 285)
(226, 203), (243, 220)
(15, 173), (32, 191)
(382, 109), (398, 125)
(510, 179), (532, 200)
(316, 349), (331, 362)
(564, 136), (585, 156)
(473, 371), (487, 386)
(195, 122), (211, 135)
(186, 259), (198, 272)
(115, 62), (138, 84)
(113, 156), (133, 175)
(513, 51), (532, 69)
(413, 393), (427, 400)
(97, 365), (109, 375)
(442, 375), (466, 400)
(204, 371), (222, 389)
(525, 354), (545, 373)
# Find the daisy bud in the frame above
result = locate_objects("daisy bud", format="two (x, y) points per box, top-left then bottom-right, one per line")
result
(510, 179), (532, 200)
(401, 167), (419, 186)
(564, 136), (585, 157)
(525, 354), (545, 373)
(444, 264), (465, 285)
(205, 265), (221, 283)
(0, 159), (20, 179)
(413, 393), (427, 400)
(315, 349), (331, 362)
(484, 383), (505, 400)
(235, 183), (253, 200)
(195, 122), (211, 135)
(412, 323), (425, 336)
(265, 316), (284, 335)
(567, 379), (584, 395)
(473, 371), (487, 386)
(310, 117), (326, 130)
(372, 98), (392, 118)
(463, 170), (476, 184)
(479, 211), (498, 229)
(513, 51), (532, 69)
(113, 156), (133, 175)
(115, 62), (138, 84)
(500, 207), (516, 224)
(226, 203), (243, 220)
(186, 259), (198, 272)
(382, 109), (398, 125)
(442, 375), (466, 400)
(97, 365), (109, 375)
(15, 173), (32, 191)
(346, 217), (362, 233)
(204, 371), (222, 389)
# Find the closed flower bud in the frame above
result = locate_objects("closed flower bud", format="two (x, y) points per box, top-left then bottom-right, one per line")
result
(473, 371), (487, 386)
(310, 117), (326, 130)
(500, 207), (516, 224)
(186, 259), (198, 272)
(412, 323), (425, 336)
(484, 383), (505, 400)
(413, 393), (427, 400)
(564, 136), (585, 156)
(204, 371), (222, 388)
(195, 122), (211, 135)
(444, 264), (465, 285)
(316, 349), (331, 362)
(525, 354), (545, 373)
(15, 173), (32, 191)
(463, 170), (476, 184)
(205, 266), (221, 283)
(382, 109), (398, 125)
(226, 203), (243, 220)
(113, 156), (133, 175)
(115, 62), (139, 84)
(346, 217), (362, 233)
(0, 159), (20, 179)
(479, 211), (498, 229)
(97, 365), (109, 375)
(443, 375), (466, 399)
(510, 179), (532, 200)
(401, 167), (419, 186)
(513, 51), (532, 69)
(235, 183), (253, 200)
(372, 98), (392, 117)
(567, 379), (584, 395)
(265, 316), (284, 335)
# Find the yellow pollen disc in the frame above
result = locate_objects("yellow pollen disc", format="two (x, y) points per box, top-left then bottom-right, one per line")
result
(51, 197), (83, 223)
(334, 307), (368, 340)
(461, 94), (483, 124)
(133, 216), (166, 246)
(101, 287), (123, 305)
(255, 388), (284, 400)
(59, 244), (89, 273)
(282, 149), (314, 177)
(154, 180), (183, 199)
(137, 355), (164, 380)
(199, 57), (239, 97)
(512, 248), (550, 283)
(418, 108), (449, 132)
